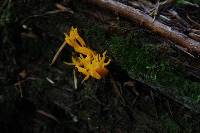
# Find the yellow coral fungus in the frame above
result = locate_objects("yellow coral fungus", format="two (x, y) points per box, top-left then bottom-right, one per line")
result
(64, 27), (95, 57)
(51, 26), (111, 81)
(72, 51), (111, 81)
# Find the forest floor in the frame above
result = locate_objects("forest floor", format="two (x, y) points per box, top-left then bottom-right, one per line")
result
(1, 0), (200, 133)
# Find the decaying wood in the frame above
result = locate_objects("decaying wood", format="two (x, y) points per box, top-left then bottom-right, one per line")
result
(83, 0), (200, 56)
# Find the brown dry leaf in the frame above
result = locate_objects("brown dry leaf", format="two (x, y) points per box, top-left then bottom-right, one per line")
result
(18, 69), (28, 79)
(55, 3), (74, 14)
(55, 3), (68, 11)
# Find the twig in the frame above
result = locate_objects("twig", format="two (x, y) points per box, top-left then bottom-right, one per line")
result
(73, 69), (78, 89)
(83, 0), (200, 56)
(189, 32), (200, 42)
(186, 14), (200, 30)
(51, 41), (66, 65)
(20, 9), (73, 25)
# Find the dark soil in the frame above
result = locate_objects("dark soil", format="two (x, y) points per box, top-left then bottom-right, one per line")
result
(1, 0), (200, 133)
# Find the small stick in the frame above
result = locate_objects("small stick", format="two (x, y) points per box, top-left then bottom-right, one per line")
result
(51, 41), (66, 65)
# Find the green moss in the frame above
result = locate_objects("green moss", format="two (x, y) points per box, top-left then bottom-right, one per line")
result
(107, 32), (200, 101)
(78, 21), (200, 102)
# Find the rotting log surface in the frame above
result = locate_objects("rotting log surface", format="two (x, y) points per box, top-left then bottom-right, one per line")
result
(83, 0), (200, 55)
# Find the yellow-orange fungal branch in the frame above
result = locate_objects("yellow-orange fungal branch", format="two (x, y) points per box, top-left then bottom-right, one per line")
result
(51, 26), (111, 81)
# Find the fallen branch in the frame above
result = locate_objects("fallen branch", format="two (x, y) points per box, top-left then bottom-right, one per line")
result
(83, 0), (200, 56)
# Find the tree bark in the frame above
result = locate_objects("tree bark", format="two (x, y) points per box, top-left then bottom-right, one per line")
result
(83, 0), (200, 56)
